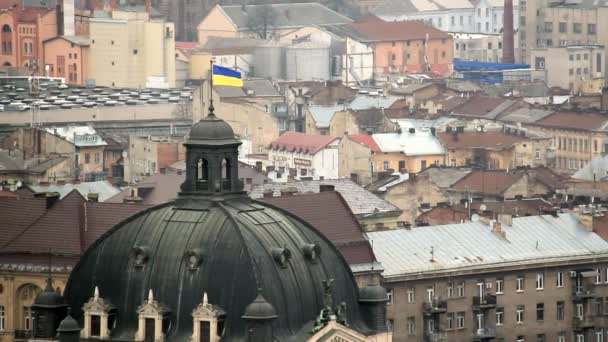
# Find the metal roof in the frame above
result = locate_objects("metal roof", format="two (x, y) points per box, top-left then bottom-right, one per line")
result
(45, 125), (108, 147)
(29, 181), (120, 202)
(573, 154), (608, 181)
(367, 213), (608, 278)
(420, 167), (472, 188)
(373, 131), (446, 156)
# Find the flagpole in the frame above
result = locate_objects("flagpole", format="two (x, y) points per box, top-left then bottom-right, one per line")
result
(209, 59), (215, 115)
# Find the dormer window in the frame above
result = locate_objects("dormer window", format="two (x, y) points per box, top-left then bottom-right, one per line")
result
(302, 244), (321, 263)
(184, 249), (204, 270)
(131, 246), (150, 268)
(82, 287), (116, 339)
(271, 247), (291, 268)
(136, 290), (170, 342)
(191, 293), (226, 342)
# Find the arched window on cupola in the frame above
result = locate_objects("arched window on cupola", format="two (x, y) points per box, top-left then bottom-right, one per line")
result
(197, 158), (209, 191)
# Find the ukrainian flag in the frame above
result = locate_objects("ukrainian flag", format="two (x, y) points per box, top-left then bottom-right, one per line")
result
(212, 65), (243, 87)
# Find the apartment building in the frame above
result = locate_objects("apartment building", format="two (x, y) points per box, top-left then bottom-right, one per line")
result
(519, 0), (608, 74)
(368, 213), (608, 342)
(531, 45), (605, 93)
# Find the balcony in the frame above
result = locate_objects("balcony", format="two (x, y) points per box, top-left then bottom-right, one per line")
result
(424, 332), (448, 342)
(472, 294), (497, 311)
(423, 299), (448, 316)
(473, 328), (497, 340)
(572, 317), (595, 331)
(572, 287), (595, 302)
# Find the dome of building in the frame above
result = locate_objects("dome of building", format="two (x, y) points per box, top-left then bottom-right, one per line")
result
(63, 111), (372, 342)
(57, 310), (80, 333)
(187, 110), (240, 146)
(359, 284), (388, 303)
(33, 279), (66, 308)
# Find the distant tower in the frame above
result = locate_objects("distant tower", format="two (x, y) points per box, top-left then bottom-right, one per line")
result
(502, 0), (515, 63)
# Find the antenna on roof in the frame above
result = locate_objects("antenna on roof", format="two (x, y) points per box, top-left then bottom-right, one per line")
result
(430, 246), (435, 262)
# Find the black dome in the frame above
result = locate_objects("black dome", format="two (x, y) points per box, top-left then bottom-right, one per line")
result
(187, 113), (240, 146)
(242, 293), (277, 320)
(57, 312), (80, 333)
(63, 197), (369, 341)
(359, 285), (388, 303)
(33, 280), (66, 308)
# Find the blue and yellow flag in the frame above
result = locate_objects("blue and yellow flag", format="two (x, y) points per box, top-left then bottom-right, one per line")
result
(212, 65), (243, 87)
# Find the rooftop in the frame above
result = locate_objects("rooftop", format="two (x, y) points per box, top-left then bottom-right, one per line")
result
(349, 134), (380, 152)
(29, 181), (120, 202)
(574, 154), (608, 181)
(534, 111), (608, 131)
(368, 213), (608, 278)
(450, 96), (518, 118)
(268, 131), (338, 154)
(250, 178), (402, 218)
(218, 3), (352, 30)
(215, 79), (282, 98)
(373, 131), (445, 156)
(349, 19), (452, 42)
(45, 126), (107, 147)
(436, 130), (531, 150)
(450, 170), (523, 196)
(420, 166), (472, 188)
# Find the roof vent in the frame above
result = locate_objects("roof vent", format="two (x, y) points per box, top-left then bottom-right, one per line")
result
(301, 244), (321, 263)
(271, 247), (291, 268)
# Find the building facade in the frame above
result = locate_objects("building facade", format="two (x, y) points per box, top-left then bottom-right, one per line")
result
(43, 35), (90, 85)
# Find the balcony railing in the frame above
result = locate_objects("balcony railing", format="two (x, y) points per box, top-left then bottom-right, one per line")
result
(473, 328), (497, 340)
(423, 298), (448, 315)
(572, 317), (595, 331)
(424, 332), (448, 342)
(572, 287), (595, 301)
(472, 294), (497, 310)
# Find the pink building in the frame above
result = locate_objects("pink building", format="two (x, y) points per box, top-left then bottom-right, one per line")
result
(43, 35), (90, 84)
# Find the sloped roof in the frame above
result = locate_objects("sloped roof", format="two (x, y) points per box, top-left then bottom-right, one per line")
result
(437, 130), (528, 150)
(215, 79), (281, 98)
(44, 35), (92, 46)
(219, 3), (352, 30)
(349, 19), (452, 42)
(535, 111), (608, 131)
(250, 178), (402, 218)
(373, 131), (445, 156)
(368, 213), (608, 278)
(420, 167), (472, 188)
(451, 170), (523, 196)
(268, 131), (338, 154)
(196, 36), (264, 55)
(261, 191), (376, 265)
(450, 96), (514, 117)
(29, 181), (120, 202)
(0, 151), (68, 174)
(574, 154), (608, 181)
(416, 206), (469, 226)
(349, 134), (380, 152)
(499, 107), (555, 123)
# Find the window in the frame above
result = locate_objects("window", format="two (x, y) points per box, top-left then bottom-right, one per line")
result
(559, 22), (567, 33)
(516, 305), (524, 323)
(577, 334), (585, 342)
(518, 336), (525, 342)
(383, 161), (389, 171)
(535, 149), (541, 160)
(0, 305), (4, 332)
(536, 273), (544, 290)
(596, 329), (604, 342)
(588, 23), (597, 34)
(451, 16), (455, 25)
(456, 281), (465, 297)
(85, 153), (91, 164)
(558, 333), (566, 342)
(496, 278), (504, 294)
(407, 287), (415, 303)
(537, 335), (546, 342)
(596, 269), (602, 284)
(496, 307), (504, 325)
(556, 271), (564, 287)
(447, 313), (454, 330)
(426, 286), (435, 302)
(94, 153), (100, 163)
(24, 306), (32, 331)
(594, 298), (603, 316)
(544, 22), (553, 32)
(387, 289), (393, 304)
(407, 317), (415, 335)
(516, 276), (525, 292)
(456, 312), (465, 329)
(447, 282), (454, 298)
(536, 303), (544, 321)
(577, 303), (584, 319)
(597, 53), (602, 73)
(573, 23), (582, 33)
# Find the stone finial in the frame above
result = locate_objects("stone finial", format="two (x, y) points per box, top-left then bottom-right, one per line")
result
(203, 292), (208, 305)
(94, 286), (99, 301)
(148, 289), (154, 304)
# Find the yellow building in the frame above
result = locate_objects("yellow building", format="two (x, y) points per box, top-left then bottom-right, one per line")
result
(88, 11), (176, 88)
(372, 130), (446, 173)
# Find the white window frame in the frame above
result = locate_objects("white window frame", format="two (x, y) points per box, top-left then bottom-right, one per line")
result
(447, 282), (454, 298)
(536, 273), (544, 290)
(577, 303), (584, 319)
(516, 308), (524, 324)
(0, 305), (4, 332)
(456, 312), (465, 329)
(407, 317), (415, 335)
(447, 313), (454, 330)
(387, 289), (393, 305)
(558, 333), (566, 342)
(556, 271), (564, 288)
(407, 287), (415, 303)
(496, 279), (504, 294)
(496, 308), (503, 326)
(456, 282), (465, 297)
(577, 334), (585, 342)
(516, 276), (525, 292)
(596, 269), (602, 284)
(596, 329), (603, 342)
(604, 268), (608, 284)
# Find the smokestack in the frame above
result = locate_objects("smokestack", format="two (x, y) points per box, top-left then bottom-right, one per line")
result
(502, 0), (515, 63)
(602, 86), (608, 112)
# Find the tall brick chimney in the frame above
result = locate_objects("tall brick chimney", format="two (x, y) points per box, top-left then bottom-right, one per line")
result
(502, 0), (515, 63)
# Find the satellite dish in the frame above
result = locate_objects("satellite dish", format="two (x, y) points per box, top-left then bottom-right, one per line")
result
(471, 214), (480, 222)
(479, 204), (487, 211)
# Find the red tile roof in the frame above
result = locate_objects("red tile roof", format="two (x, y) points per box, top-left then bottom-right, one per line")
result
(269, 131), (338, 154)
(437, 131), (527, 150)
(175, 41), (200, 49)
(349, 134), (380, 152)
(535, 111), (608, 131)
(349, 19), (451, 42)
(451, 170), (523, 196)
(416, 206), (469, 226)
(19, 7), (54, 22)
(261, 191), (376, 265)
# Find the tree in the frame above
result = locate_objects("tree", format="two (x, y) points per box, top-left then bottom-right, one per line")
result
(246, 4), (276, 40)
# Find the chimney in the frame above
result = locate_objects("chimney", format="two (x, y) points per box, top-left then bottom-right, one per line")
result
(577, 212), (594, 232)
(409, 128), (416, 134)
(498, 213), (513, 226)
(430, 127), (436, 136)
(87, 193), (99, 202)
(159, 167), (166, 174)
(409, 173), (417, 181)
(262, 189), (274, 198)
(601, 86), (608, 112)
(280, 186), (297, 196)
(319, 184), (335, 192)
(502, 0), (515, 63)
(492, 220), (507, 238)
(46, 192), (61, 209)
